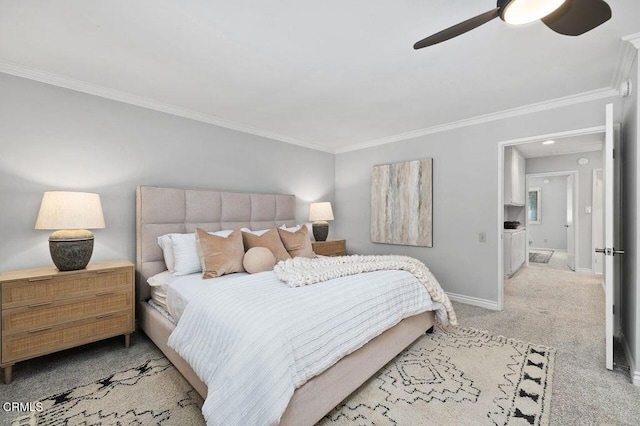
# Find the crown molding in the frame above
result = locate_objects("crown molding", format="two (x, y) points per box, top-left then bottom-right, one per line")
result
(0, 60), (622, 157)
(623, 32), (640, 48)
(611, 33), (640, 90)
(335, 87), (619, 154)
(0, 60), (334, 154)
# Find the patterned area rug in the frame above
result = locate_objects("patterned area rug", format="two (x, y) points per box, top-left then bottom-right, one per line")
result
(13, 327), (555, 426)
(11, 358), (204, 426)
(319, 326), (555, 426)
(529, 249), (554, 264)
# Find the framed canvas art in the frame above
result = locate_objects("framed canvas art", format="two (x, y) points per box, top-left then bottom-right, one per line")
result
(371, 158), (433, 247)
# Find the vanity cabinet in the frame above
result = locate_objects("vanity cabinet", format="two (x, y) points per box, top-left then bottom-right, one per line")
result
(504, 229), (526, 277)
(504, 146), (525, 206)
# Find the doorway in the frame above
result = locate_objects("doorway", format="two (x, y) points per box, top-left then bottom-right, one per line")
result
(497, 125), (605, 311)
(525, 171), (579, 273)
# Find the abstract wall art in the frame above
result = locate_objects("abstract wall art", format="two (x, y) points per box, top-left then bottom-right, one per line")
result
(371, 158), (433, 247)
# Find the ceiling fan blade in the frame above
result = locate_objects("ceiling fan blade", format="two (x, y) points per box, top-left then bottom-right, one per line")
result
(414, 8), (500, 49)
(542, 0), (611, 36)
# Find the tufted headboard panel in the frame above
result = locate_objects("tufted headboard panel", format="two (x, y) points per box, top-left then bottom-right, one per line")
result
(135, 186), (296, 304)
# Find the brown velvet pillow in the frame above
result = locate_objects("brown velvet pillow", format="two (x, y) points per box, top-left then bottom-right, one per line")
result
(195, 228), (245, 279)
(278, 226), (316, 259)
(242, 228), (291, 262)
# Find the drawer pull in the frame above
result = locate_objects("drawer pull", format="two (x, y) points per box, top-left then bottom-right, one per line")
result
(27, 301), (53, 308)
(96, 292), (115, 297)
(96, 313), (114, 319)
(27, 276), (53, 282)
(29, 326), (53, 334)
(96, 269), (115, 274)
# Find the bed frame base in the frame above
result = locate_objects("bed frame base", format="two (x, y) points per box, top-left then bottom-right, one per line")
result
(139, 302), (435, 425)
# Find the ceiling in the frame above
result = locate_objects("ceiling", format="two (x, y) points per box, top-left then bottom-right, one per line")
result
(516, 132), (604, 158)
(1, 1), (639, 153)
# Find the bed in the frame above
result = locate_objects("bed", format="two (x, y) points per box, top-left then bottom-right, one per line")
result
(135, 185), (439, 425)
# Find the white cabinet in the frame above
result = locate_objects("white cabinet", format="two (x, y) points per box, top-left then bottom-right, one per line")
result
(504, 229), (526, 277)
(504, 146), (525, 206)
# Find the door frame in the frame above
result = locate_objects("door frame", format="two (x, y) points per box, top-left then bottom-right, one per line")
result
(497, 126), (604, 311)
(524, 170), (579, 271)
(592, 168), (604, 277)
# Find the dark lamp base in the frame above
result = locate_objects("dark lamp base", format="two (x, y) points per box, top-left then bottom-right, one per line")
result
(312, 223), (329, 242)
(49, 236), (94, 271)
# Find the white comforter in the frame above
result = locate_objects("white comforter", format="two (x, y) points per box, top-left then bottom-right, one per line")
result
(167, 269), (443, 426)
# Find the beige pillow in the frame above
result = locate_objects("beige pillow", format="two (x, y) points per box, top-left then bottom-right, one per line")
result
(195, 228), (245, 279)
(278, 226), (316, 259)
(243, 247), (276, 274)
(242, 228), (291, 262)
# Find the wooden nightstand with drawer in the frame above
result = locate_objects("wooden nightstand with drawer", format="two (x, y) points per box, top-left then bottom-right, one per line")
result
(312, 239), (346, 256)
(0, 260), (134, 384)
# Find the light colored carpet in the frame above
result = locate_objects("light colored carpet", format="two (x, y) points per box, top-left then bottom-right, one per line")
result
(461, 264), (640, 425)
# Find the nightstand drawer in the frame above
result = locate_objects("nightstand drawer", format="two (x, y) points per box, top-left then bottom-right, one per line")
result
(2, 310), (133, 363)
(312, 239), (346, 256)
(1, 266), (132, 309)
(2, 290), (132, 335)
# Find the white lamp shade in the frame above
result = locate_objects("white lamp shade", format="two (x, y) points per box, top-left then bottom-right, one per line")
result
(35, 191), (106, 230)
(309, 202), (334, 222)
(502, 0), (566, 25)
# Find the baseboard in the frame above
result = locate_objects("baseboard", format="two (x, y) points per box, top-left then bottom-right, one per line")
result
(446, 292), (499, 311)
(576, 268), (593, 274)
(620, 331), (640, 386)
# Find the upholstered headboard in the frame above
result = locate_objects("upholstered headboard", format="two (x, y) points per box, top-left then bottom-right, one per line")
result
(135, 186), (296, 305)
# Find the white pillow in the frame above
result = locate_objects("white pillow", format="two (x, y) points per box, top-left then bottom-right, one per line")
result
(147, 270), (176, 287)
(279, 224), (302, 233)
(240, 227), (271, 236)
(147, 270), (174, 312)
(157, 235), (176, 272)
(166, 230), (234, 276)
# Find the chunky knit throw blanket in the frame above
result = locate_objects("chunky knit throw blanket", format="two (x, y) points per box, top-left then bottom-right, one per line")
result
(274, 254), (457, 326)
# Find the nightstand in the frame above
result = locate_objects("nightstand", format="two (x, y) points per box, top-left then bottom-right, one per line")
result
(312, 238), (346, 256)
(0, 260), (134, 384)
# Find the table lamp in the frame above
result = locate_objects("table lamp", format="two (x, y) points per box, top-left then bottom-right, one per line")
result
(35, 191), (106, 271)
(309, 202), (334, 242)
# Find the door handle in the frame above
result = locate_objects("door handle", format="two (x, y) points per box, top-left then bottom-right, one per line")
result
(564, 225), (570, 228)
(595, 248), (625, 256)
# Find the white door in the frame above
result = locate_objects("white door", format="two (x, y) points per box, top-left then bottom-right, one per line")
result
(566, 174), (576, 271)
(592, 169), (604, 275)
(599, 103), (621, 371)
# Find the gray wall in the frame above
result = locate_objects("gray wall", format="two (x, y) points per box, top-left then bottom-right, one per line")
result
(0, 73), (335, 272)
(335, 97), (621, 306)
(527, 175), (568, 251)
(621, 53), (639, 382)
(526, 150), (604, 270)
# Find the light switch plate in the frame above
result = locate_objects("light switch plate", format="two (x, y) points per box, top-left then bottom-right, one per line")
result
(479, 232), (486, 243)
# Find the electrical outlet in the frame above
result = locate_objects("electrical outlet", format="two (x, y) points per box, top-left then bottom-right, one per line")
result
(479, 232), (486, 243)
(544, 238), (548, 243)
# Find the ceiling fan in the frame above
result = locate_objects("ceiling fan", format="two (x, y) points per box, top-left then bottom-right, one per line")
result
(414, 0), (612, 49)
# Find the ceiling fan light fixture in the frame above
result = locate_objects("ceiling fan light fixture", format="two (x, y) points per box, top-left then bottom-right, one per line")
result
(502, 0), (567, 25)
